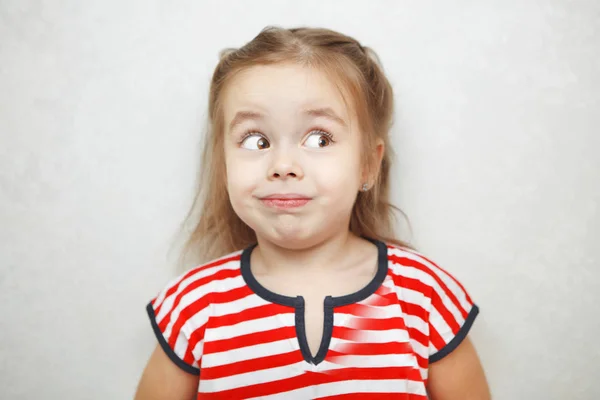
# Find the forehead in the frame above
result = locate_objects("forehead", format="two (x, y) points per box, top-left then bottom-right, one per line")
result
(222, 63), (352, 121)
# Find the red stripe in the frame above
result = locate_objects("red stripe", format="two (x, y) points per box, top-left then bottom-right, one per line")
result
(211, 285), (255, 304)
(203, 325), (296, 354)
(415, 353), (428, 370)
(361, 289), (399, 307)
(429, 324), (446, 352)
(387, 271), (460, 338)
(406, 326), (428, 349)
(182, 287), (257, 352)
(201, 350), (303, 380)
(336, 302), (392, 318)
(183, 336), (202, 366)
(164, 275), (250, 350)
(158, 268), (242, 332)
(317, 393), (427, 400)
(208, 303), (289, 329)
(430, 290), (460, 335)
(329, 341), (413, 356)
(389, 254), (469, 319)
(153, 254), (240, 315)
(388, 274), (433, 303)
(330, 326), (428, 370)
(411, 251), (473, 305)
(343, 316), (407, 331)
(324, 366), (424, 382)
(198, 367), (423, 399)
(388, 257), (464, 336)
(399, 300), (428, 322)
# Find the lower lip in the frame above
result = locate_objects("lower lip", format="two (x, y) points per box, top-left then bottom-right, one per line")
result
(261, 199), (310, 209)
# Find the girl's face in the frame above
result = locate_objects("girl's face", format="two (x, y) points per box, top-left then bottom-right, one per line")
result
(222, 63), (366, 249)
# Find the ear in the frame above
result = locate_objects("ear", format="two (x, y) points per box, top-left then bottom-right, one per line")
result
(374, 138), (385, 173)
(361, 138), (385, 189)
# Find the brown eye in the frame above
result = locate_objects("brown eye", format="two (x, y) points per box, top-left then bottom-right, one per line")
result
(241, 134), (270, 150)
(257, 137), (270, 149)
(304, 130), (334, 148)
(318, 136), (330, 147)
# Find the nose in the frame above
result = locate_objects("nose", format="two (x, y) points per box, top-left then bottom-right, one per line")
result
(267, 149), (304, 181)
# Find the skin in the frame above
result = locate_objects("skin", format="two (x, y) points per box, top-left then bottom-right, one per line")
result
(135, 63), (490, 399)
(223, 63), (371, 256)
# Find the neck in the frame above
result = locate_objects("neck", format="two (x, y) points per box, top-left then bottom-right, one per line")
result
(253, 230), (361, 276)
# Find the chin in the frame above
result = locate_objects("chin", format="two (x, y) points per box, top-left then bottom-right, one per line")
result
(257, 224), (325, 250)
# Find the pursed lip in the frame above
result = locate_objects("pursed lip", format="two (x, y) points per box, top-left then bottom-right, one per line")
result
(258, 193), (312, 210)
(259, 193), (311, 200)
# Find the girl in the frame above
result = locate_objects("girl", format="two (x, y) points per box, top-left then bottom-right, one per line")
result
(135, 26), (490, 399)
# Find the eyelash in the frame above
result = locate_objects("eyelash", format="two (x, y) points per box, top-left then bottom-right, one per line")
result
(237, 128), (336, 145)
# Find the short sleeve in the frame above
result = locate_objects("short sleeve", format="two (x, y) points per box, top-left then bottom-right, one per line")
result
(423, 257), (479, 363)
(146, 270), (210, 375)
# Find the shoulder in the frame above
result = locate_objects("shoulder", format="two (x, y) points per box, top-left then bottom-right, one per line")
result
(143, 250), (246, 375)
(149, 249), (245, 319)
(384, 243), (474, 310)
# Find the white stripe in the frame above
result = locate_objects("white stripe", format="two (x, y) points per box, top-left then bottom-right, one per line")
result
(429, 341), (438, 355)
(389, 246), (472, 313)
(204, 313), (295, 342)
(332, 330), (428, 367)
(201, 361), (306, 392)
(191, 339), (204, 363)
(156, 263), (242, 322)
(334, 328), (410, 343)
(396, 285), (432, 310)
(403, 314), (428, 336)
(173, 332), (199, 368)
(162, 275), (246, 340)
(336, 305), (429, 338)
(335, 303), (403, 320)
(324, 353), (419, 369)
(212, 292), (270, 317)
(428, 307), (453, 352)
(388, 259), (466, 328)
(202, 338), (300, 367)
(152, 275), (184, 311)
(251, 379), (427, 399)
(408, 337), (429, 360)
(318, 355), (424, 373)
(153, 253), (241, 310)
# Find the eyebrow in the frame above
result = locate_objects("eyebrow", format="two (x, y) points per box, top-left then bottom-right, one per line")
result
(303, 107), (347, 127)
(228, 110), (264, 131)
(227, 107), (347, 131)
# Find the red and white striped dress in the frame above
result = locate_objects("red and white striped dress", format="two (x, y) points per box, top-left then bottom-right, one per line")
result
(147, 239), (478, 399)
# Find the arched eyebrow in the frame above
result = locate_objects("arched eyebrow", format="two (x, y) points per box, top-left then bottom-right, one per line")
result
(229, 110), (264, 131)
(228, 107), (347, 131)
(303, 107), (347, 128)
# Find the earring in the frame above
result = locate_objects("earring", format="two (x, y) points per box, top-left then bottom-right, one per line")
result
(361, 183), (369, 192)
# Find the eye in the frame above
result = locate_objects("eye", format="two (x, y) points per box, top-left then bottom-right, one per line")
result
(303, 130), (334, 148)
(240, 134), (270, 150)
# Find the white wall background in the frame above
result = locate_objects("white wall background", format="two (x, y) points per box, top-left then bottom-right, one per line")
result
(1, 0), (598, 399)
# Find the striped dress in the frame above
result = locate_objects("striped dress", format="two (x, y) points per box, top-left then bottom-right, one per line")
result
(146, 238), (478, 399)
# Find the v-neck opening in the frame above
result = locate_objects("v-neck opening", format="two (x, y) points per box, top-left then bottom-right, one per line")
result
(240, 237), (389, 365)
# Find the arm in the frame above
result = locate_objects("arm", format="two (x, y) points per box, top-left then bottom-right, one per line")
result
(134, 344), (199, 400)
(427, 337), (490, 400)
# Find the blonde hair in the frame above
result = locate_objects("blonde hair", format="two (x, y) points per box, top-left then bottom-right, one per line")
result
(178, 26), (414, 267)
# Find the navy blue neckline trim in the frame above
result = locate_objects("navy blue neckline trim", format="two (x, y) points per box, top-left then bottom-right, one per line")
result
(240, 237), (388, 364)
(240, 237), (388, 308)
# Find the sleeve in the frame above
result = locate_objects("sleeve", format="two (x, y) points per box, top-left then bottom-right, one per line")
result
(423, 257), (479, 363)
(146, 270), (209, 375)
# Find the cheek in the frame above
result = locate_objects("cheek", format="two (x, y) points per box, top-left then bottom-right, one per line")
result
(225, 153), (262, 196)
(309, 153), (362, 203)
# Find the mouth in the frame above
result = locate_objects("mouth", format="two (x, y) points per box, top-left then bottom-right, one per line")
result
(259, 194), (311, 210)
